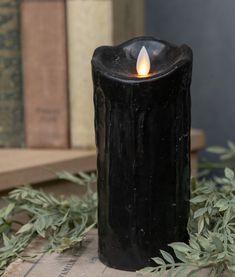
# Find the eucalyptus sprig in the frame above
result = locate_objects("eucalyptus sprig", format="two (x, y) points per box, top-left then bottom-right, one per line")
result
(140, 168), (235, 277)
(200, 141), (235, 175)
(0, 172), (97, 275)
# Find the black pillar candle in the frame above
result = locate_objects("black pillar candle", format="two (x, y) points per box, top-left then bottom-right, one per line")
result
(92, 37), (193, 271)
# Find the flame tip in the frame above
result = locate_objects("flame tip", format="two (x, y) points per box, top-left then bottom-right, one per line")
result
(136, 46), (151, 77)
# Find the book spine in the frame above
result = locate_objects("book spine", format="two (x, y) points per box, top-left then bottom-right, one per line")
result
(113, 0), (145, 44)
(0, 0), (24, 147)
(21, 0), (69, 148)
(67, 0), (144, 148)
(67, 0), (113, 148)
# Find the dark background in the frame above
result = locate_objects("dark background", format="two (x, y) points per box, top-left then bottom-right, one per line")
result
(145, 0), (235, 149)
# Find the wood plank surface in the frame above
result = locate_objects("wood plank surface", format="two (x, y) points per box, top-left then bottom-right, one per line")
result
(0, 149), (96, 191)
(2, 230), (147, 277)
(3, 230), (231, 277)
(191, 129), (206, 152)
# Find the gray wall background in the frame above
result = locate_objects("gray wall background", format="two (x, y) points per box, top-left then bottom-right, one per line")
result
(146, 0), (235, 149)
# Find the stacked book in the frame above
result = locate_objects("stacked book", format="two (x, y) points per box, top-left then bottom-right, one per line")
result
(0, 0), (144, 149)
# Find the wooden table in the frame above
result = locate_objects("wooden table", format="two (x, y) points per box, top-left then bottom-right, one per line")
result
(3, 230), (143, 277)
(3, 230), (230, 277)
(0, 149), (96, 191)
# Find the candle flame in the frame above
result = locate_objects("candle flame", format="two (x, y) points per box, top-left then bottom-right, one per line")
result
(136, 46), (151, 77)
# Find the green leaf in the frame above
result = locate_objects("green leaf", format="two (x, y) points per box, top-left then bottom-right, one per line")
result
(221, 153), (235, 160)
(139, 267), (156, 273)
(204, 215), (210, 225)
(227, 265), (235, 272)
(4, 203), (15, 219)
(207, 146), (227, 154)
(160, 250), (175, 264)
(223, 208), (232, 225)
(152, 257), (166, 265)
(79, 172), (92, 181)
(217, 252), (225, 259)
(193, 207), (208, 219)
(169, 242), (191, 253)
(228, 141), (235, 150)
(214, 199), (229, 211)
(57, 171), (93, 186)
(190, 195), (208, 204)
(225, 168), (235, 180)
(197, 235), (211, 250)
(212, 236), (224, 252)
(17, 223), (33, 234)
(173, 250), (188, 263)
(189, 237), (200, 251)
(198, 216), (204, 234)
(2, 233), (10, 247)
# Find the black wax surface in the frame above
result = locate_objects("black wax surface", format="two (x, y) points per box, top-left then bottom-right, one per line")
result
(92, 36), (191, 80)
(92, 37), (193, 271)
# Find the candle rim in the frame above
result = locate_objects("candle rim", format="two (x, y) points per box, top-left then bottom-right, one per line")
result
(92, 36), (193, 83)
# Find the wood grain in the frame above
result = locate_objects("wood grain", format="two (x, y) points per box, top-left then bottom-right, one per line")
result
(0, 149), (96, 191)
(3, 230), (144, 277)
(191, 129), (206, 152)
(3, 230), (231, 277)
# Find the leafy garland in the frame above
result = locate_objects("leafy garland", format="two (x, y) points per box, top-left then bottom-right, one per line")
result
(199, 141), (235, 176)
(0, 172), (97, 275)
(0, 143), (235, 276)
(140, 142), (235, 277)
(140, 168), (235, 277)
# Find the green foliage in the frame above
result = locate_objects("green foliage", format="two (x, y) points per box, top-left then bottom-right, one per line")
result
(1, 142), (235, 276)
(140, 168), (235, 277)
(0, 172), (97, 275)
(207, 141), (235, 160)
(200, 141), (235, 176)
